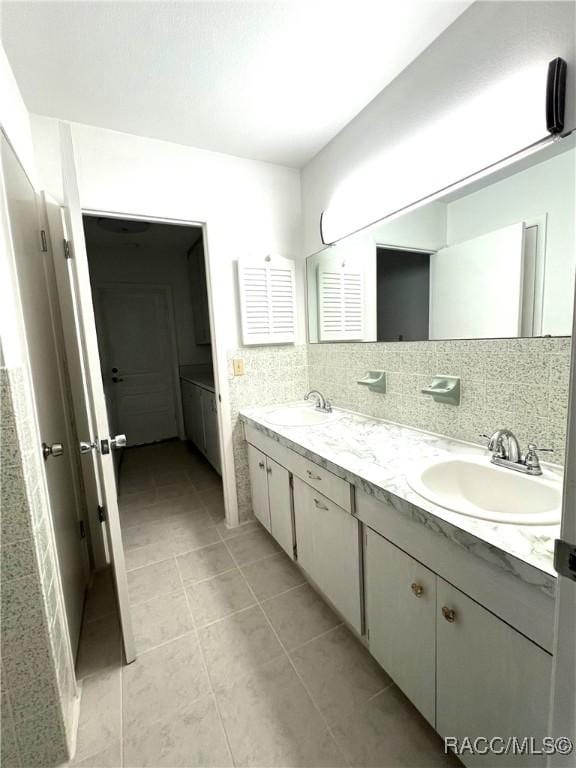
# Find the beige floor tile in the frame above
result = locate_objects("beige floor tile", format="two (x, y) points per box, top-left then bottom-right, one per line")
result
(217, 519), (260, 541)
(176, 542), (235, 583)
(331, 684), (456, 768)
(216, 655), (346, 768)
(76, 614), (122, 680)
(185, 569), (256, 627)
(291, 625), (392, 726)
(127, 558), (181, 605)
(122, 510), (215, 553)
(241, 552), (305, 600)
(124, 525), (221, 570)
(262, 583), (341, 649)
(225, 527), (281, 566)
(153, 480), (197, 501)
(83, 568), (117, 622)
(123, 634), (210, 730)
(153, 468), (191, 487)
(123, 693), (232, 767)
(75, 669), (121, 762)
(71, 741), (122, 767)
(198, 605), (284, 690)
(130, 590), (194, 653)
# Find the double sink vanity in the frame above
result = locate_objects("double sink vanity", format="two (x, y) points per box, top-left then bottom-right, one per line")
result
(241, 400), (562, 767)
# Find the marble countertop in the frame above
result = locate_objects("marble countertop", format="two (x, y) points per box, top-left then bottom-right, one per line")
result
(240, 403), (561, 593)
(179, 366), (215, 392)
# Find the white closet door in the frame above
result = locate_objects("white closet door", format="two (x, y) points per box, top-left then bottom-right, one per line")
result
(429, 222), (525, 340)
(238, 256), (296, 344)
(317, 257), (364, 341)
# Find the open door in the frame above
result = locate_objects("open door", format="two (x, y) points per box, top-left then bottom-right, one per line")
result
(47, 122), (135, 664)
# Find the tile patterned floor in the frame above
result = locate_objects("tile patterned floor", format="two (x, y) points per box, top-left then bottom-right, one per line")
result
(70, 441), (455, 768)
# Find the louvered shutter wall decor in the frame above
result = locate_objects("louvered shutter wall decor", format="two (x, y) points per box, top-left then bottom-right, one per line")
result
(317, 259), (364, 341)
(238, 255), (297, 345)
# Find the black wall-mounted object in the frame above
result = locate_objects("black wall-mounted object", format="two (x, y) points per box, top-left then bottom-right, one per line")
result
(546, 57), (567, 135)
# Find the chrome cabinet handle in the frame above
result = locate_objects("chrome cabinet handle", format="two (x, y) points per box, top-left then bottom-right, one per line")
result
(441, 606), (457, 623)
(307, 469), (322, 481)
(258, 461), (265, 469)
(267, 466), (272, 474)
(411, 583), (424, 598)
(313, 498), (329, 510)
(42, 442), (64, 460)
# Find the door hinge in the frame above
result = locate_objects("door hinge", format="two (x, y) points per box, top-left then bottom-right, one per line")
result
(63, 239), (72, 260)
(97, 505), (107, 523)
(40, 230), (48, 252)
(554, 538), (576, 581)
(79, 520), (86, 539)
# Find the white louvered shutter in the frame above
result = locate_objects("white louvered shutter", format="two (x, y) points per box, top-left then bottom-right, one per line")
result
(317, 259), (364, 341)
(238, 256), (296, 345)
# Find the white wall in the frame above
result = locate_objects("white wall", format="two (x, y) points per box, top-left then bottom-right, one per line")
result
(30, 115), (303, 526)
(87, 245), (212, 366)
(301, 1), (576, 256)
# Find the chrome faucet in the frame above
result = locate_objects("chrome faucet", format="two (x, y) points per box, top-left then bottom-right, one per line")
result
(481, 429), (553, 476)
(304, 390), (332, 413)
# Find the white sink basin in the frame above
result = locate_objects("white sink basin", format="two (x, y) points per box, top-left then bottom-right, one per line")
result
(407, 456), (561, 526)
(264, 404), (341, 428)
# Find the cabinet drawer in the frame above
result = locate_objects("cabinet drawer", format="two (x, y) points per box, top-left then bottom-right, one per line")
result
(290, 453), (352, 513)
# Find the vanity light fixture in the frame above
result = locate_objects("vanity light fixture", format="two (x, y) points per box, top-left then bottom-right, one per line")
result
(320, 57), (567, 245)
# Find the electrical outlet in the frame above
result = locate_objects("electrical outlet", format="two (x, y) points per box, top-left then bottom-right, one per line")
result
(233, 358), (245, 376)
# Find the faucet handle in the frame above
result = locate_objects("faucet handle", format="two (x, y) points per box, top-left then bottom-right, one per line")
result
(524, 443), (554, 473)
(526, 443), (554, 453)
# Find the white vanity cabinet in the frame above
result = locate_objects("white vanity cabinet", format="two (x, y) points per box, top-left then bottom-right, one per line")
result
(365, 529), (436, 725)
(181, 379), (221, 475)
(436, 579), (552, 768)
(365, 526), (552, 766)
(293, 477), (362, 633)
(201, 389), (221, 475)
(246, 444), (293, 557)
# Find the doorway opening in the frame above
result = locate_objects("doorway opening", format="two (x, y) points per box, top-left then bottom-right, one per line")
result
(82, 213), (224, 571)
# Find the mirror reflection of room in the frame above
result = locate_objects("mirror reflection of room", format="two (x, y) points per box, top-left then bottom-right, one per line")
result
(307, 141), (575, 342)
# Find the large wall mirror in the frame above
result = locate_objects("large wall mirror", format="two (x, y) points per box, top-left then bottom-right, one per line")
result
(307, 136), (575, 342)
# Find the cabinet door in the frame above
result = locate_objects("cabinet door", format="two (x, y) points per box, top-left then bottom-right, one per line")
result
(181, 383), (193, 439)
(293, 477), (361, 632)
(202, 390), (221, 475)
(189, 385), (205, 452)
(365, 530), (436, 726)
(437, 579), (552, 767)
(247, 444), (271, 531)
(266, 458), (294, 558)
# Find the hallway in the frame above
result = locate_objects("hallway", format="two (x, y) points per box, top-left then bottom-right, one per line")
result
(71, 441), (452, 767)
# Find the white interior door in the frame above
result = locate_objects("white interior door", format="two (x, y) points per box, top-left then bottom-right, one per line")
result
(94, 283), (178, 446)
(58, 122), (135, 664)
(1, 136), (89, 659)
(43, 196), (107, 567)
(429, 222), (525, 339)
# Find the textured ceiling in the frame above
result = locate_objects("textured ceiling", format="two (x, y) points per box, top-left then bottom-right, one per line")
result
(1, 1), (472, 167)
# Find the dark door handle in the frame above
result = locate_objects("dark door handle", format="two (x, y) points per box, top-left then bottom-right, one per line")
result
(112, 376), (124, 383)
